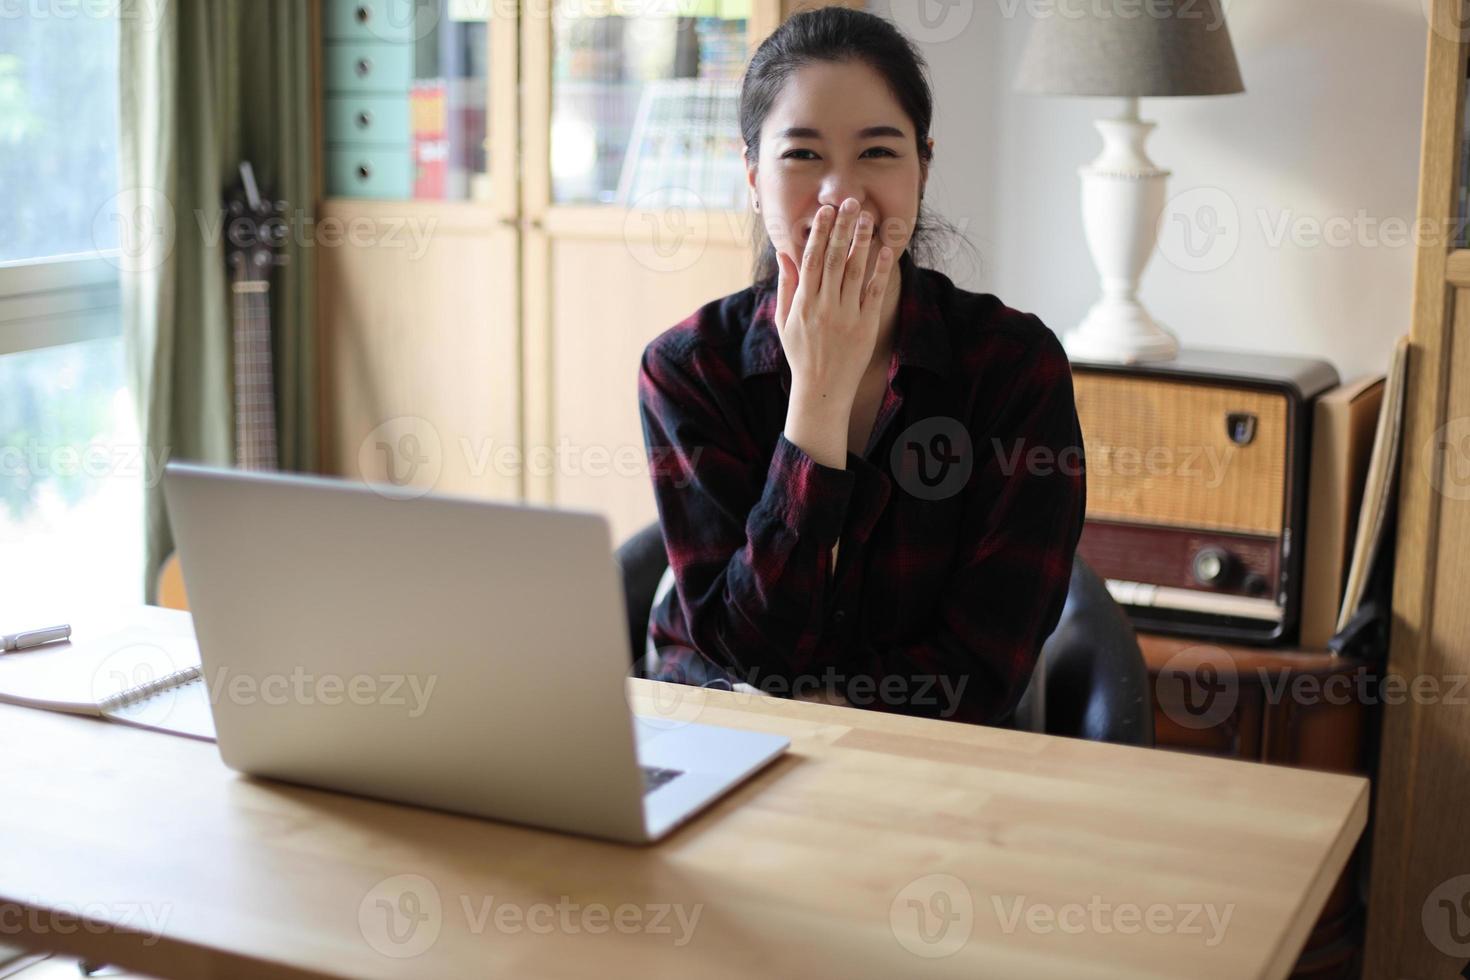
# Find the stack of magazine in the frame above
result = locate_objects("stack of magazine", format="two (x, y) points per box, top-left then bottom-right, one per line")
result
(616, 77), (745, 211)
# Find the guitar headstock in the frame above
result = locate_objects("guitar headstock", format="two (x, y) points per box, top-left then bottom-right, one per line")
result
(224, 161), (289, 278)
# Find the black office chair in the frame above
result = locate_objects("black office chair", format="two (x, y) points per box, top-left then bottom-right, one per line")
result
(614, 521), (1153, 748)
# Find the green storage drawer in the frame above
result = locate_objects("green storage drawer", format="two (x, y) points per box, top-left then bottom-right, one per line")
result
(323, 0), (417, 44)
(324, 41), (412, 95)
(326, 144), (413, 199)
(325, 95), (411, 145)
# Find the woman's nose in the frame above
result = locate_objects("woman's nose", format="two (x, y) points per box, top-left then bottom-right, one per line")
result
(819, 187), (865, 213)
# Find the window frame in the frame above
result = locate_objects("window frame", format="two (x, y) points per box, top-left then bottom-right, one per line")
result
(0, 254), (122, 358)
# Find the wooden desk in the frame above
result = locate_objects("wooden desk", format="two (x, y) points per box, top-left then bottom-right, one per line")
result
(0, 682), (1367, 979)
(1137, 632), (1376, 977)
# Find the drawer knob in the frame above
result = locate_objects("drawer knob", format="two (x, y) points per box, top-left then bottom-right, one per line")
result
(355, 57), (373, 78)
(356, 163), (373, 182)
(355, 4), (371, 24)
(355, 110), (373, 129)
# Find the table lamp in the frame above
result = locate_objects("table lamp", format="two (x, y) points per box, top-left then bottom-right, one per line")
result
(1014, 1), (1244, 363)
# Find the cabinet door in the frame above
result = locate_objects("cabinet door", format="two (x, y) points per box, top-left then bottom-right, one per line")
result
(319, 0), (521, 502)
(521, 0), (798, 545)
(320, 201), (521, 501)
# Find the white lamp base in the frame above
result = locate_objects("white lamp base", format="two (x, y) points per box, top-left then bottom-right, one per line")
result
(1062, 98), (1180, 365)
(1064, 299), (1180, 364)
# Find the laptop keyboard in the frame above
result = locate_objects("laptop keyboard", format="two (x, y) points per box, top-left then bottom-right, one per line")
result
(640, 765), (684, 795)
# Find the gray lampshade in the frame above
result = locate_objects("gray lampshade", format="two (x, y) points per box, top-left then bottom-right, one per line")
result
(1014, 0), (1244, 97)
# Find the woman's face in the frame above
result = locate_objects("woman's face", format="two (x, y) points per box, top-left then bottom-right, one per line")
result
(746, 60), (931, 287)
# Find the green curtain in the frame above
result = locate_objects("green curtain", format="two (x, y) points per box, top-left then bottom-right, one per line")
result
(120, 0), (317, 602)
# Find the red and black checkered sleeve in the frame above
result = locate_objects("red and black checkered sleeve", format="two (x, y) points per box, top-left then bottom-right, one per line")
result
(638, 336), (858, 678)
(849, 324), (1088, 725)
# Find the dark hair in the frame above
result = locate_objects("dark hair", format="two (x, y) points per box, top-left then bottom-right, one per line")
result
(738, 5), (976, 289)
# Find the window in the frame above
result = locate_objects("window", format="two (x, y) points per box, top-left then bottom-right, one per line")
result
(0, 5), (120, 262)
(0, 5), (141, 615)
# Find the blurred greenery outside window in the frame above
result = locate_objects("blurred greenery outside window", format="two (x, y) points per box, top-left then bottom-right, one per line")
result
(0, 5), (142, 612)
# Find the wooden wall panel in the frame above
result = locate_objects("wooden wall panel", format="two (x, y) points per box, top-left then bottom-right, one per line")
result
(1364, 0), (1470, 971)
(1365, 291), (1470, 976)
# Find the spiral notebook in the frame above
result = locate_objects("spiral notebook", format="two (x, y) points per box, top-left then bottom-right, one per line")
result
(0, 606), (216, 741)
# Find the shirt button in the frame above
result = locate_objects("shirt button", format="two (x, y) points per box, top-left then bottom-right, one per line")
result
(833, 609), (847, 625)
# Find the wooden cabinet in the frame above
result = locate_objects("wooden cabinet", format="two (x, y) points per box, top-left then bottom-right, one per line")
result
(318, 0), (863, 541)
(1363, 0), (1470, 974)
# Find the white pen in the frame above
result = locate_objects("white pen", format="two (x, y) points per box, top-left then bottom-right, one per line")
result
(1, 624), (72, 653)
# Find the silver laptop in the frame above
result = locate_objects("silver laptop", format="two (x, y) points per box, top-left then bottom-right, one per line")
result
(162, 462), (788, 844)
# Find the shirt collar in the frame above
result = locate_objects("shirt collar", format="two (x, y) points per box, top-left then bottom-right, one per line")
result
(741, 249), (952, 382)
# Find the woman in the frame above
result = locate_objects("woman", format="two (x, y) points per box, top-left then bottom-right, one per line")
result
(637, 7), (1087, 726)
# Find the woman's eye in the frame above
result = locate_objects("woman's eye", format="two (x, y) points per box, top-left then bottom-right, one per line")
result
(781, 148), (898, 160)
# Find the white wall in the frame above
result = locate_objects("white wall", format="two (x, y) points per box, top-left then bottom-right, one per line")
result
(870, 0), (1429, 381)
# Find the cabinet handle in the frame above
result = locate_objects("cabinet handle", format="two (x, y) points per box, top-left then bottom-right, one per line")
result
(356, 163), (373, 182)
(355, 57), (373, 78)
(355, 4), (371, 24)
(355, 110), (373, 129)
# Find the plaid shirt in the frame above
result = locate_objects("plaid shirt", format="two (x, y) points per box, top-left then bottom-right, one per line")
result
(637, 251), (1087, 725)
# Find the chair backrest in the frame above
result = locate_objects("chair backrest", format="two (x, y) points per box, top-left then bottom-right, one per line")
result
(614, 521), (671, 671)
(614, 521), (1153, 747)
(1010, 558), (1154, 746)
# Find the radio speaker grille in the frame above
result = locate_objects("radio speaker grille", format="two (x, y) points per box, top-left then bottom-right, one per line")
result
(1073, 373), (1289, 536)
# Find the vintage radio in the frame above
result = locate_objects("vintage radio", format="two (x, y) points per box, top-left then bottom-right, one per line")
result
(1071, 349), (1339, 644)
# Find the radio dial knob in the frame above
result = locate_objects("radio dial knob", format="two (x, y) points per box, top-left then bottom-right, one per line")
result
(1192, 547), (1234, 586)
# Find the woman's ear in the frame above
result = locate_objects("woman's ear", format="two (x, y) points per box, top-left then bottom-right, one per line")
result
(745, 152), (761, 211)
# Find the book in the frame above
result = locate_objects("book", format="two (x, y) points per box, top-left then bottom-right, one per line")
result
(1300, 373), (1385, 648)
(412, 79), (449, 200)
(1334, 334), (1411, 639)
(0, 606), (215, 741)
